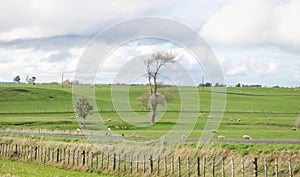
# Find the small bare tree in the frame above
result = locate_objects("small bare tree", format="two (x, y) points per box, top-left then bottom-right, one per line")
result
(143, 52), (176, 124)
(76, 96), (93, 129)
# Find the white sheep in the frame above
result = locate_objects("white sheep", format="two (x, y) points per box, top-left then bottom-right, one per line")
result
(106, 127), (111, 136)
(107, 119), (112, 122)
(237, 119), (241, 122)
(230, 119), (233, 122)
(76, 128), (81, 134)
(292, 127), (297, 131)
(218, 135), (225, 140)
(243, 135), (251, 140)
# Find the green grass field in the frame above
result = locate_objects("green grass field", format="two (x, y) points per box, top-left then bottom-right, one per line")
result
(0, 157), (116, 177)
(0, 84), (299, 140)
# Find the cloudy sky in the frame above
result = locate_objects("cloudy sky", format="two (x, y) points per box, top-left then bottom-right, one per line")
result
(0, 0), (299, 87)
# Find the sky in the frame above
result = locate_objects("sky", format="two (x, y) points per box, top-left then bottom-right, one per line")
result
(0, 0), (299, 87)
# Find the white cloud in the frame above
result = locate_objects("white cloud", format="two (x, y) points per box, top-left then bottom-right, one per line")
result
(201, 0), (300, 52)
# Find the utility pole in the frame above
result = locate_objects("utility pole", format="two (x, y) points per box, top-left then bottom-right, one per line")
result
(61, 72), (64, 88)
(202, 76), (204, 91)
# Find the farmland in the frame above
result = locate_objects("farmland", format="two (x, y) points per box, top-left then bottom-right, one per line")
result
(0, 84), (299, 140)
(0, 84), (300, 176)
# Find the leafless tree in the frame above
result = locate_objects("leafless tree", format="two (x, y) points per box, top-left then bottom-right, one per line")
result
(143, 52), (176, 124)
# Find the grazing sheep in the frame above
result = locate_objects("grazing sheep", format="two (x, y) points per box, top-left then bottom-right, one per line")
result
(292, 127), (297, 131)
(237, 119), (241, 122)
(76, 128), (81, 134)
(230, 119), (233, 122)
(211, 129), (218, 134)
(107, 119), (112, 122)
(115, 126), (120, 129)
(106, 127), (111, 136)
(218, 135), (225, 140)
(243, 135), (251, 140)
(76, 116), (79, 119)
(182, 135), (187, 139)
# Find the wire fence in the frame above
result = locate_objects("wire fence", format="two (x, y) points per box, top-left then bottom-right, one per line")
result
(0, 141), (299, 176)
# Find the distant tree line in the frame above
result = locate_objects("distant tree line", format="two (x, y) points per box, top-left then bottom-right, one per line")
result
(236, 83), (262, 87)
(13, 75), (37, 85)
(198, 82), (226, 87)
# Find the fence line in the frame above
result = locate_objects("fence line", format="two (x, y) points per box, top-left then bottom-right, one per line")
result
(0, 142), (298, 176)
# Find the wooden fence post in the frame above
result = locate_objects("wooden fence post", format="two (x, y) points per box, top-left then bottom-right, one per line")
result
(222, 157), (225, 177)
(91, 152), (94, 169)
(149, 155), (153, 174)
(275, 157), (278, 177)
(203, 157), (206, 177)
(130, 154), (132, 173)
(171, 156), (174, 176)
(178, 156), (181, 177)
(107, 153), (110, 169)
(197, 157), (200, 177)
(157, 156), (160, 176)
(241, 158), (245, 177)
(164, 156), (167, 176)
(101, 152), (104, 168)
(72, 149), (75, 166)
(288, 158), (293, 177)
(264, 158), (268, 177)
(96, 152), (99, 169)
(86, 151), (89, 167)
(253, 157), (258, 177)
(35, 146), (38, 161)
(143, 155), (146, 173)
(212, 157), (215, 177)
(76, 150), (80, 166)
(187, 156), (190, 177)
(123, 154), (126, 172)
(118, 153), (120, 172)
(136, 155), (139, 173)
(113, 153), (116, 171)
(231, 159), (234, 177)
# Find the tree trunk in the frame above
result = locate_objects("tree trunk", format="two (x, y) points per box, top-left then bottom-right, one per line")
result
(151, 103), (157, 124)
(83, 117), (86, 129)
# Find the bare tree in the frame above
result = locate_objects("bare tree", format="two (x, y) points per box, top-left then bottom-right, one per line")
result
(143, 52), (176, 124)
(76, 96), (93, 129)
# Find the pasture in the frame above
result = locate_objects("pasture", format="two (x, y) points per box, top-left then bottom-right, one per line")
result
(0, 84), (299, 141)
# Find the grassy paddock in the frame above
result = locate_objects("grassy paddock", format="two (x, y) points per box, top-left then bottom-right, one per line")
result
(0, 157), (116, 177)
(0, 84), (299, 141)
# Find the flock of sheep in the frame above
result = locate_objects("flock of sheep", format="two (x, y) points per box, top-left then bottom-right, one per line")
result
(73, 113), (297, 140)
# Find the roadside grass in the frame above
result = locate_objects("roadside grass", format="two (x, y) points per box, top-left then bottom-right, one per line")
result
(0, 157), (115, 177)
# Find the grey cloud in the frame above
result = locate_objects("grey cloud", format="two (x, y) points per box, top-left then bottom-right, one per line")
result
(0, 34), (90, 51)
(46, 50), (72, 63)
